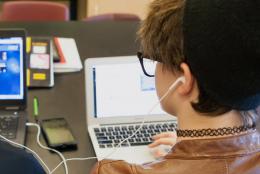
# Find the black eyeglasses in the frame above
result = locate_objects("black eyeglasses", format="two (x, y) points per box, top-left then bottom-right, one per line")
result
(137, 52), (157, 77)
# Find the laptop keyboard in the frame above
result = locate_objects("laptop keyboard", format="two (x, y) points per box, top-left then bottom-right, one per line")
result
(94, 122), (177, 148)
(0, 115), (18, 139)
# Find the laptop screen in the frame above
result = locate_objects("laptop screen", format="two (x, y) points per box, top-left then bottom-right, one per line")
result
(0, 37), (24, 100)
(92, 61), (165, 118)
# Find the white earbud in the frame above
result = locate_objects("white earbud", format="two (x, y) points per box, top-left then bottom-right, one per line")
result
(168, 76), (185, 91)
(156, 76), (185, 105)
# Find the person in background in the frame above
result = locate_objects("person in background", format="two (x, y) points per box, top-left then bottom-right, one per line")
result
(91, 0), (260, 173)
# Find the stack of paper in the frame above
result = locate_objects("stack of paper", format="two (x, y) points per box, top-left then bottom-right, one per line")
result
(53, 37), (83, 73)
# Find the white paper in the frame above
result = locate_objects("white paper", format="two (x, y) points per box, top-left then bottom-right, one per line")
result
(30, 54), (50, 69)
(54, 38), (82, 73)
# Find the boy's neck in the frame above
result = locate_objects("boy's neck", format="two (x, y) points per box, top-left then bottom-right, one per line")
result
(176, 106), (245, 140)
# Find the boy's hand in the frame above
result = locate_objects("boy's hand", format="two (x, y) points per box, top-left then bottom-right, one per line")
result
(148, 132), (177, 158)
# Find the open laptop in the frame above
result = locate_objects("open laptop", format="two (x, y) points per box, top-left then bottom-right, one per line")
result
(0, 29), (27, 145)
(85, 56), (177, 164)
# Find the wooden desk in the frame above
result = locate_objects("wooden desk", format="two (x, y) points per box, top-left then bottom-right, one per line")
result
(0, 21), (139, 174)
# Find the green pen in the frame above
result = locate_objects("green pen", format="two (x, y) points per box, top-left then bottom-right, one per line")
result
(33, 97), (39, 122)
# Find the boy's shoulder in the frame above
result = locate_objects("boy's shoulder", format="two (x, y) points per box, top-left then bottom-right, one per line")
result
(0, 141), (45, 174)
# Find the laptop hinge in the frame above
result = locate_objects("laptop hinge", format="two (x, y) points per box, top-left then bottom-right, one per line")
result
(5, 106), (20, 110)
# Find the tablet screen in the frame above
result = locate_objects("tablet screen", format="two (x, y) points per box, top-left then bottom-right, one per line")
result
(0, 37), (24, 100)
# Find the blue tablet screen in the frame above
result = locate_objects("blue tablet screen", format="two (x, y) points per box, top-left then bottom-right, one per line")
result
(0, 37), (24, 100)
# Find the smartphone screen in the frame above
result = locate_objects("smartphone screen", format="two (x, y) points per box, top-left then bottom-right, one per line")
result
(41, 118), (77, 148)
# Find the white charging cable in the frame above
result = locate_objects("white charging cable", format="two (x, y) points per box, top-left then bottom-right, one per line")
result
(0, 122), (69, 174)
(26, 123), (68, 174)
(0, 122), (86, 174)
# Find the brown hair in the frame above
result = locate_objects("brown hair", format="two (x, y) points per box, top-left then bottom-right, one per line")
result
(138, 0), (231, 116)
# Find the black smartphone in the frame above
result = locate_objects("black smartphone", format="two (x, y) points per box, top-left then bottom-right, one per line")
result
(40, 118), (77, 151)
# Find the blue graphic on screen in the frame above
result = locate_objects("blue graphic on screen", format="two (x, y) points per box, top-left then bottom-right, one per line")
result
(0, 43), (21, 99)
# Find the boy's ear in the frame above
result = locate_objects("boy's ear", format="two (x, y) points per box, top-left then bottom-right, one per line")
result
(178, 63), (194, 95)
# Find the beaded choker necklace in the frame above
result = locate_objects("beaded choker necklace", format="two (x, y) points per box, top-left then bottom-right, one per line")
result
(176, 124), (256, 137)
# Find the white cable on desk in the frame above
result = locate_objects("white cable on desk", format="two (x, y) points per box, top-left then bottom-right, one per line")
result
(0, 123), (95, 174)
(26, 123), (69, 174)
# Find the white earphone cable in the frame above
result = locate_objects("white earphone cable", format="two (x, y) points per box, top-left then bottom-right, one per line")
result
(100, 77), (183, 160)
